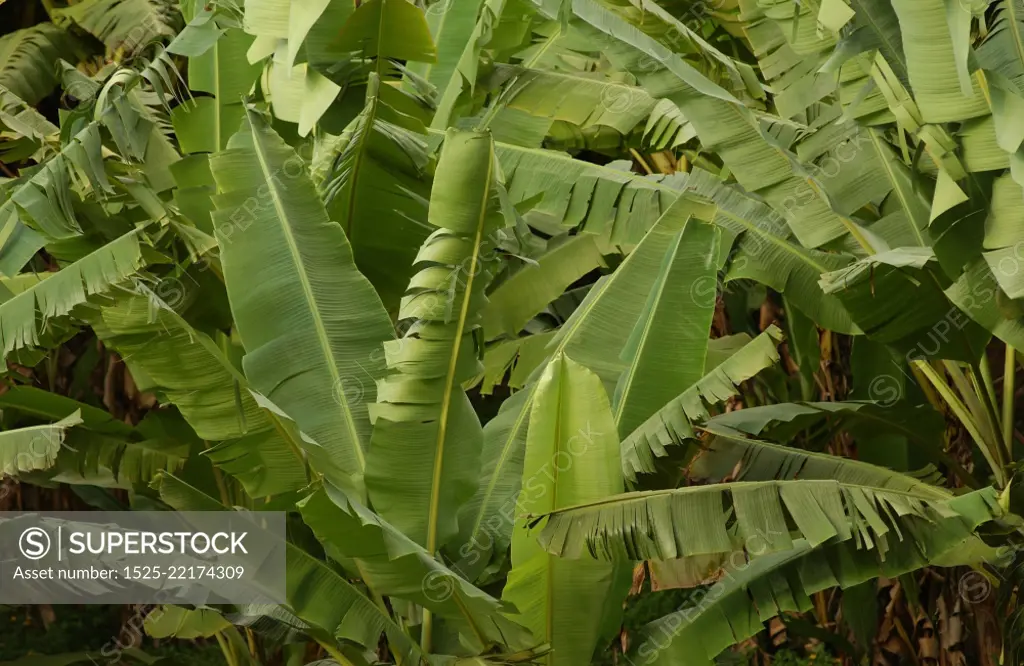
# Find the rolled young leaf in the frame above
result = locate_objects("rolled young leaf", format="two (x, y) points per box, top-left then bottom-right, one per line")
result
(365, 129), (506, 552)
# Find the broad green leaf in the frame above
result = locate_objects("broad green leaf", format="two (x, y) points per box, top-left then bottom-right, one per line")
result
(533, 479), (988, 561)
(284, 0), (333, 69)
(0, 386), (133, 435)
(53, 0), (181, 52)
(566, 0), (866, 250)
(483, 233), (605, 340)
(210, 107), (394, 498)
(945, 257), (1024, 349)
(407, 0), (487, 92)
(631, 488), (998, 666)
(613, 218), (720, 437)
(0, 120), (119, 278)
(682, 168), (857, 333)
(335, 0), (437, 62)
(819, 248), (990, 362)
(151, 472), (425, 663)
(502, 354), (627, 666)
(0, 82), (58, 148)
(430, 0), (509, 129)
(930, 168), (969, 223)
(982, 175), (1024, 298)
(692, 430), (954, 501)
(475, 331), (556, 394)
(889, 0), (989, 122)
(87, 287), (308, 497)
(847, 0), (910, 86)
(977, 0), (1024, 92)
(982, 71), (1024, 190)
(485, 64), (692, 149)
(495, 139), (688, 245)
(171, 1), (262, 153)
(704, 401), (977, 484)
(0, 387), (191, 485)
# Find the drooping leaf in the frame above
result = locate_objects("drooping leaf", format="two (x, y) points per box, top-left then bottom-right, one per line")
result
(0, 120), (120, 278)
(681, 168), (857, 334)
(532, 480), (995, 562)
(54, 0), (181, 52)
(150, 472), (426, 663)
(691, 429), (956, 498)
(0, 410), (82, 476)
(621, 326), (784, 481)
(298, 482), (532, 651)
(0, 25), (81, 106)
(86, 286), (308, 497)
(819, 248), (990, 362)
(629, 490), (998, 666)
(0, 229), (148, 359)
(495, 138), (688, 245)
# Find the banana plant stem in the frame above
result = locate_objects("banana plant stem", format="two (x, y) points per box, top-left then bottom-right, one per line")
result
(1004, 345), (1017, 459)
(215, 631), (240, 666)
(421, 609), (434, 654)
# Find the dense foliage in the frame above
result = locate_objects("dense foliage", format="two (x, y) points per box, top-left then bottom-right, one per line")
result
(1, 0), (1024, 662)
